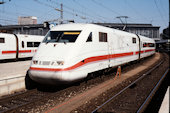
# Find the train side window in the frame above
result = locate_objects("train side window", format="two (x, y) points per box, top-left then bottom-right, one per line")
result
(22, 41), (25, 48)
(27, 42), (40, 47)
(149, 43), (154, 47)
(99, 32), (107, 42)
(34, 42), (40, 47)
(0, 38), (5, 43)
(143, 43), (147, 47)
(143, 42), (154, 47)
(27, 42), (34, 47)
(132, 37), (136, 43)
(86, 32), (92, 42)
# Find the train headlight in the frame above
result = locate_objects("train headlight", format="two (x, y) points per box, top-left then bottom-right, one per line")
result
(33, 60), (38, 65)
(57, 61), (64, 65)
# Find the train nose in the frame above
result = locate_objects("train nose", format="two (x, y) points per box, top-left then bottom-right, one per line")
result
(28, 69), (61, 84)
(28, 69), (73, 85)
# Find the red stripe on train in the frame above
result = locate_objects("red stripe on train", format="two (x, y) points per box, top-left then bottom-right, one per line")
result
(2, 50), (32, 54)
(19, 50), (31, 53)
(145, 49), (155, 52)
(29, 52), (134, 72)
(135, 49), (155, 54)
(30, 49), (155, 72)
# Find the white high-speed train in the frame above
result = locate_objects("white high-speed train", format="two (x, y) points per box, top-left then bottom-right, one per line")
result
(0, 33), (44, 60)
(27, 23), (155, 86)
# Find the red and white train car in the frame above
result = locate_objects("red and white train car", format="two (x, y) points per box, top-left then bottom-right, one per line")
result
(28, 23), (155, 85)
(0, 33), (44, 60)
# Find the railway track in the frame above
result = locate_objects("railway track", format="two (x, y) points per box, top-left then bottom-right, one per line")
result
(0, 53), (166, 113)
(0, 89), (49, 113)
(137, 69), (169, 113)
(90, 53), (169, 113)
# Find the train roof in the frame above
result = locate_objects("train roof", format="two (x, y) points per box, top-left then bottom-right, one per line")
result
(50, 23), (111, 31)
(50, 23), (154, 42)
(50, 23), (137, 36)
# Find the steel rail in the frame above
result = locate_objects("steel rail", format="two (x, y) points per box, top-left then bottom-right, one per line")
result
(91, 60), (164, 113)
(0, 89), (38, 113)
(137, 68), (169, 113)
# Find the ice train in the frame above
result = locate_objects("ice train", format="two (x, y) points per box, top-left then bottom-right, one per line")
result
(0, 33), (44, 60)
(28, 23), (155, 85)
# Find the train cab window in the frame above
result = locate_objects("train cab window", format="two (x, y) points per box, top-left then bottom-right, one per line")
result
(0, 38), (5, 43)
(43, 31), (81, 43)
(86, 32), (92, 42)
(99, 32), (107, 42)
(22, 41), (25, 48)
(132, 37), (136, 43)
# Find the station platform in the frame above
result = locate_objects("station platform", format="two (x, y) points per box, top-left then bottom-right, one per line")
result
(0, 61), (31, 79)
(159, 86), (169, 113)
(0, 60), (31, 96)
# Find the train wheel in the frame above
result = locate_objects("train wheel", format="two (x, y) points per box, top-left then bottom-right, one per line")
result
(25, 71), (37, 90)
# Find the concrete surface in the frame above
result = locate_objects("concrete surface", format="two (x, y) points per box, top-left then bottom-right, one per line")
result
(0, 60), (31, 96)
(159, 86), (169, 113)
(0, 60), (31, 79)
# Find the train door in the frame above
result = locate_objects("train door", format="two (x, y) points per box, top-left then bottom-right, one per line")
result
(17, 35), (27, 58)
(136, 34), (141, 60)
(107, 32), (113, 67)
(13, 34), (19, 59)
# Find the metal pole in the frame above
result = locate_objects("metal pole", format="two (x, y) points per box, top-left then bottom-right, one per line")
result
(116, 16), (128, 31)
(61, 3), (63, 24)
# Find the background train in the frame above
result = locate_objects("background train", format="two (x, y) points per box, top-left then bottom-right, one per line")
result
(27, 23), (155, 86)
(0, 33), (44, 60)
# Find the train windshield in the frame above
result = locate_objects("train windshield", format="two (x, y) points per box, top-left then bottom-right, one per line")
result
(43, 31), (81, 43)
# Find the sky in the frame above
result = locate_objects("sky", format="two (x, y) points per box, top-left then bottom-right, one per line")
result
(0, 0), (169, 32)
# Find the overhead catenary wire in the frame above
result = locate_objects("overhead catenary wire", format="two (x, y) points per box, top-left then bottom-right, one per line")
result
(48, 0), (105, 22)
(3, 1), (54, 17)
(91, 0), (122, 16)
(91, 0), (138, 24)
(0, 18), (17, 25)
(0, 1), (59, 25)
(1, 0), (124, 24)
(124, 0), (151, 23)
(72, 0), (105, 22)
(71, 0), (113, 22)
(0, 0), (168, 29)
(0, 8), (56, 25)
(34, 0), (100, 23)
(153, 0), (167, 26)
(1, 0), (72, 25)
(0, 9), (21, 25)
(158, 0), (168, 17)
(34, 0), (85, 22)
